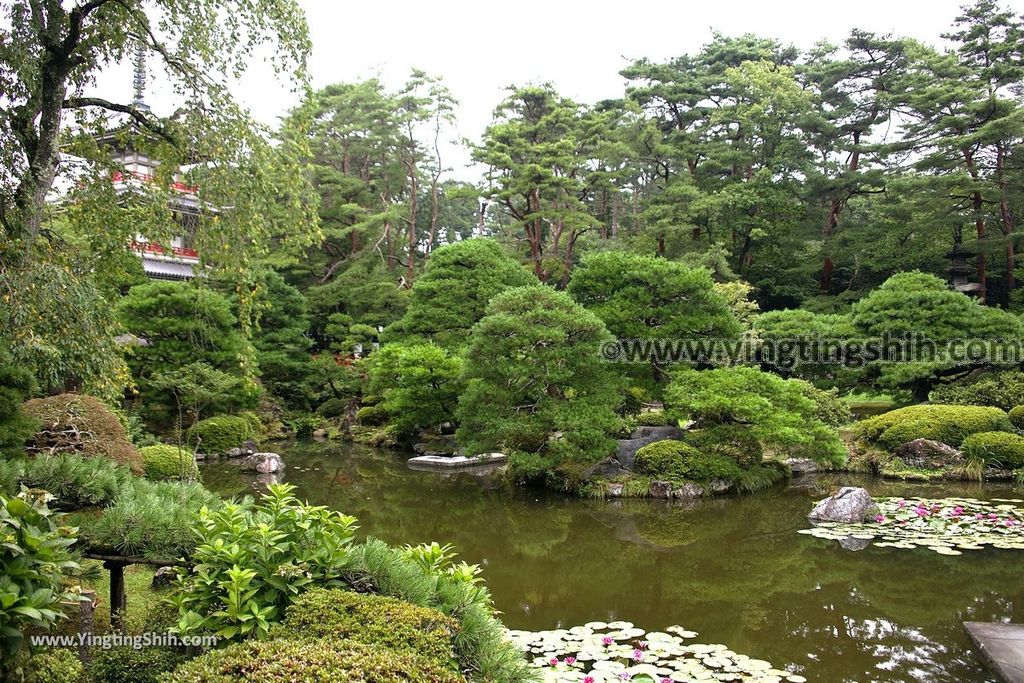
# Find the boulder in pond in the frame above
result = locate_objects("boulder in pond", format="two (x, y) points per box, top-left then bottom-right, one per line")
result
(606, 483), (624, 497)
(241, 452), (284, 474)
(784, 457), (818, 476)
(673, 483), (704, 499)
(808, 486), (877, 523)
(649, 480), (673, 499)
(894, 439), (962, 470)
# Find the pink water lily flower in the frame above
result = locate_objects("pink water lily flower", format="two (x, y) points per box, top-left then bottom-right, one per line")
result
(989, 513), (999, 519)
(637, 641), (648, 650)
(549, 658), (559, 666)
(915, 508), (929, 517)
(619, 672), (633, 681)
(951, 506), (964, 517)
(875, 514), (886, 523)
(602, 636), (614, 646)
(584, 677), (595, 683)
(632, 648), (644, 661)
(565, 656), (576, 665)
(897, 500), (907, 508)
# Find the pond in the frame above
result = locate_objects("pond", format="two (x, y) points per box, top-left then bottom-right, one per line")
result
(200, 441), (1023, 683)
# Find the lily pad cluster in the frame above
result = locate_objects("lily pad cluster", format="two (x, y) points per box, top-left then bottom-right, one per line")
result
(800, 496), (1024, 555)
(506, 622), (805, 682)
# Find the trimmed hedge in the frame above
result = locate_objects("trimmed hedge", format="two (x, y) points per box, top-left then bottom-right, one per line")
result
(355, 404), (388, 426)
(854, 405), (1012, 450)
(22, 393), (143, 473)
(962, 431), (1024, 468)
(1010, 405), (1024, 430)
(88, 646), (188, 683)
(186, 415), (253, 454)
(140, 445), (199, 481)
(279, 589), (458, 668)
(166, 638), (465, 683)
(633, 440), (743, 484)
(634, 410), (669, 427)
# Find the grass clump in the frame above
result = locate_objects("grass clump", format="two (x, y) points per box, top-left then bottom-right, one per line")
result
(962, 431), (1024, 468)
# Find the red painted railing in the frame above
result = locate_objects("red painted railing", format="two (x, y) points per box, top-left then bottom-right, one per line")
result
(112, 170), (198, 194)
(131, 241), (199, 259)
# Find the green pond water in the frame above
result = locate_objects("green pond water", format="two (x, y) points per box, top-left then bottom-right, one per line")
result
(199, 442), (1024, 683)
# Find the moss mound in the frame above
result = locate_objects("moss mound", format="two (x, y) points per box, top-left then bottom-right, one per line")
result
(854, 404), (1012, 450)
(167, 638), (465, 683)
(1009, 405), (1024, 430)
(634, 440), (743, 484)
(22, 393), (142, 474)
(140, 444), (199, 481)
(279, 588), (458, 667)
(185, 415), (254, 454)
(962, 431), (1024, 468)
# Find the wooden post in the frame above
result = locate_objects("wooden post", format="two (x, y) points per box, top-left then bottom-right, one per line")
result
(104, 560), (126, 633)
(78, 589), (96, 663)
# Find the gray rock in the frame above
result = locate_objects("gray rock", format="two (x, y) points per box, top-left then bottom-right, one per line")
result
(312, 429), (328, 441)
(808, 486), (877, 523)
(615, 426), (687, 469)
(151, 566), (177, 589)
(838, 535), (871, 551)
(784, 457), (818, 476)
(672, 483), (704, 499)
(241, 439), (258, 455)
(413, 435), (459, 457)
(606, 483), (624, 497)
(985, 467), (1016, 480)
(581, 457), (628, 480)
(649, 480), (673, 498)
(226, 447), (243, 458)
(241, 452), (284, 474)
(894, 439), (962, 470)
(706, 479), (733, 494)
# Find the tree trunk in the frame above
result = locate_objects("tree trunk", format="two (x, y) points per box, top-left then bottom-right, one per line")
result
(964, 147), (987, 302)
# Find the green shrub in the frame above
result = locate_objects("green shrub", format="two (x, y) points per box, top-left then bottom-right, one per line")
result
(684, 425), (763, 468)
(633, 440), (743, 484)
(279, 589), (458, 667)
(237, 411), (263, 437)
(285, 414), (323, 438)
(0, 490), (84, 666)
(167, 638), (465, 683)
(962, 431), (1024, 468)
(0, 455), (131, 509)
(20, 648), (83, 683)
(854, 404), (1012, 449)
(315, 397), (349, 418)
(0, 347), (37, 459)
(171, 484), (358, 641)
(634, 410), (669, 427)
(87, 646), (188, 683)
(930, 371), (1024, 411)
(22, 394), (143, 474)
(185, 415), (253, 455)
(355, 404), (388, 426)
(139, 445), (198, 482)
(1010, 405), (1024, 430)
(795, 381), (853, 427)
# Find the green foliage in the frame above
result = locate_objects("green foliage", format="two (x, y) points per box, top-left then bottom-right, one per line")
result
(0, 346), (37, 459)
(185, 415), (254, 455)
(19, 648), (83, 683)
(633, 440), (743, 485)
(171, 483), (358, 641)
(930, 371), (1024, 412)
(383, 239), (538, 348)
(87, 646), (188, 683)
(855, 404), (1013, 450)
(139, 445), (199, 482)
(148, 362), (246, 434)
(683, 425), (764, 468)
(0, 455), (131, 509)
(962, 431), (1024, 468)
(77, 479), (220, 560)
(22, 394), (143, 474)
(279, 588), (458, 668)
(167, 638), (465, 683)
(0, 490), (84, 662)
(666, 366), (846, 466)
(634, 410), (669, 427)
(367, 342), (463, 437)
(795, 380), (854, 426)
(568, 250), (742, 345)
(1010, 405), (1024, 430)
(116, 281), (258, 425)
(457, 286), (622, 480)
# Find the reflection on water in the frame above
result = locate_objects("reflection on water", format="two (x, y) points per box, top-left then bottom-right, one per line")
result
(200, 441), (1017, 682)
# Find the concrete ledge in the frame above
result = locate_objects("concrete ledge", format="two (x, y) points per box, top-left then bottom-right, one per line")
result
(965, 622), (1024, 683)
(407, 453), (507, 469)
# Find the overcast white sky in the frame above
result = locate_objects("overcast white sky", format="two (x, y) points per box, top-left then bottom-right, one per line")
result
(96, 0), (985, 180)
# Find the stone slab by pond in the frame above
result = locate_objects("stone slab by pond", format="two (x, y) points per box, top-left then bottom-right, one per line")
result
(964, 622), (1024, 683)
(406, 453), (507, 469)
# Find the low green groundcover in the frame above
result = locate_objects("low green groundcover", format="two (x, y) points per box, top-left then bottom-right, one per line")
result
(508, 622), (805, 682)
(800, 497), (1024, 555)
(854, 405), (1012, 450)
